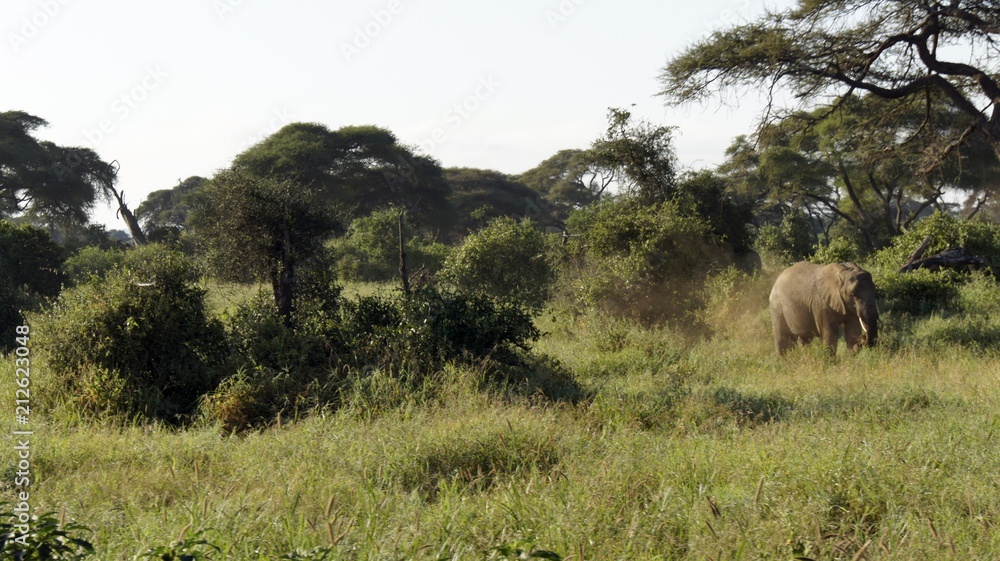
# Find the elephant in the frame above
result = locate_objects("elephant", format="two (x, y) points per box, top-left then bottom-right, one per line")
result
(769, 261), (879, 355)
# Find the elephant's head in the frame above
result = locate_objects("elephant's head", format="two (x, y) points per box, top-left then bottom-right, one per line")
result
(827, 263), (879, 347)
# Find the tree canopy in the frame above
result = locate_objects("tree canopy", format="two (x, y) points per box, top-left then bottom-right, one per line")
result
(660, 1), (1000, 165)
(0, 111), (117, 229)
(590, 108), (678, 206)
(721, 93), (1000, 250)
(193, 170), (336, 323)
(518, 149), (614, 212)
(136, 176), (208, 239)
(232, 123), (454, 232)
(444, 168), (560, 234)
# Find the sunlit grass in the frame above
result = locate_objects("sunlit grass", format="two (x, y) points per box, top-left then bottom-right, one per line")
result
(5, 278), (1000, 558)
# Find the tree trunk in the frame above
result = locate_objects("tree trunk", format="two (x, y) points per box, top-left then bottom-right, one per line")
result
(274, 227), (296, 326)
(898, 237), (989, 274)
(398, 210), (410, 295)
(110, 186), (147, 245)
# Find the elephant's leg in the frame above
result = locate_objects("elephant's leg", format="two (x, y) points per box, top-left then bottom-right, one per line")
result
(771, 307), (794, 355)
(776, 334), (795, 355)
(820, 327), (840, 355)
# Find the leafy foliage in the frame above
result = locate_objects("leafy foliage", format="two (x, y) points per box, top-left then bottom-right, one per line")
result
(0, 221), (66, 351)
(661, 1), (1000, 179)
(518, 149), (614, 213)
(874, 212), (1000, 274)
(32, 245), (227, 421)
(754, 211), (814, 264)
(136, 176), (208, 242)
(868, 213), (1000, 319)
(331, 208), (450, 282)
(204, 283), (544, 430)
(721, 95), (996, 251)
(590, 107), (678, 206)
(341, 286), (541, 369)
(233, 123), (454, 232)
(0, 503), (94, 559)
(193, 169), (337, 321)
(0, 111), (117, 227)
(441, 217), (555, 313)
(62, 246), (125, 285)
(564, 198), (722, 325)
(811, 236), (861, 265)
(445, 167), (560, 234)
(675, 170), (754, 253)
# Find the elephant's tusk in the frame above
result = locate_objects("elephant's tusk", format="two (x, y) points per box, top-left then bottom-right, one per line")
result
(859, 316), (868, 333)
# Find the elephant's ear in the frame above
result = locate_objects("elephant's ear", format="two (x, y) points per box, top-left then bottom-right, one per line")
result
(823, 264), (849, 315)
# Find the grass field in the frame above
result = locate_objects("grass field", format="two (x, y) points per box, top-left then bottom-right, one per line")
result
(4, 278), (1000, 559)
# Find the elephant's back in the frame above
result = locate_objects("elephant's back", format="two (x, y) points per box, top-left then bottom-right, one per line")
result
(770, 261), (821, 301)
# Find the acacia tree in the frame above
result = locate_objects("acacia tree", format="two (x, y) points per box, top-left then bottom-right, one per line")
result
(722, 93), (999, 249)
(591, 108), (678, 206)
(444, 167), (560, 233)
(194, 170), (335, 324)
(232, 123), (454, 234)
(661, 1), (1000, 176)
(136, 176), (208, 241)
(518, 149), (616, 212)
(0, 111), (120, 232)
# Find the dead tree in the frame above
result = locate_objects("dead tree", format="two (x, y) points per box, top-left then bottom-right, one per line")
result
(898, 236), (990, 274)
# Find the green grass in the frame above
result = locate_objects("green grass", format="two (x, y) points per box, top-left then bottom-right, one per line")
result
(198, 279), (263, 317)
(6, 280), (1000, 558)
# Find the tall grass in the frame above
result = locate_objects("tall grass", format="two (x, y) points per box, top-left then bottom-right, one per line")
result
(5, 276), (1000, 558)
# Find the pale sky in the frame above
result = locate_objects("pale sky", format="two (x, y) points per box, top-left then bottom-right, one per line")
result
(3, 0), (793, 230)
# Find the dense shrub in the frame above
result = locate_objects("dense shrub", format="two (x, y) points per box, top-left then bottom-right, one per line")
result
(63, 245), (126, 284)
(204, 284), (545, 430)
(333, 208), (450, 282)
(32, 245), (227, 421)
(675, 169), (755, 253)
(755, 211), (814, 264)
(224, 292), (332, 373)
(896, 273), (1000, 351)
(876, 268), (958, 316)
(200, 363), (331, 432)
(873, 211), (1000, 274)
(340, 285), (540, 369)
(811, 236), (861, 264)
(563, 198), (723, 325)
(870, 212), (1000, 319)
(440, 217), (554, 313)
(0, 221), (66, 351)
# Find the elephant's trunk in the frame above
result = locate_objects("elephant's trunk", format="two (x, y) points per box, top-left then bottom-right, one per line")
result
(859, 311), (878, 347)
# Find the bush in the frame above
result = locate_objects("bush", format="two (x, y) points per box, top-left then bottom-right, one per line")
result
(205, 283), (546, 430)
(876, 268), (958, 316)
(870, 213), (1000, 320)
(812, 236), (861, 264)
(755, 211), (814, 264)
(339, 285), (541, 369)
(32, 245), (227, 422)
(898, 273), (1000, 351)
(0, 221), (66, 351)
(333, 208), (451, 282)
(563, 199), (723, 326)
(440, 216), (554, 313)
(200, 363), (332, 432)
(63, 246), (126, 284)
(224, 292), (332, 373)
(873, 211), (1000, 274)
